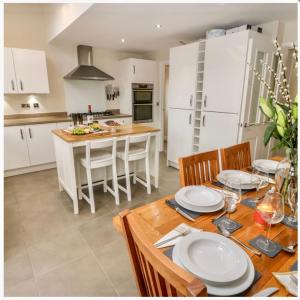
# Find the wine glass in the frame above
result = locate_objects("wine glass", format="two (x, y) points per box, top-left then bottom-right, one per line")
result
(256, 191), (284, 253)
(221, 177), (241, 230)
(286, 179), (298, 225)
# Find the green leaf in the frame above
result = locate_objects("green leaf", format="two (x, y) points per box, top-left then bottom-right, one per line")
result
(264, 122), (276, 146)
(292, 102), (298, 121)
(295, 95), (298, 103)
(259, 97), (275, 119)
(275, 104), (287, 136)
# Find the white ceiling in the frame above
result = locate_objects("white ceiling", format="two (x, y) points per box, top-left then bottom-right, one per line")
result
(51, 3), (297, 53)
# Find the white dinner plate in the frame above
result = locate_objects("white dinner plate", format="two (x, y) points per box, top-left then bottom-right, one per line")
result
(176, 196), (225, 213)
(177, 232), (248, 283)
(252, 159), (279, 174)
(175, 186), (223, 207)
(217, 170), (259, 189)
(172, 236), (255, 296)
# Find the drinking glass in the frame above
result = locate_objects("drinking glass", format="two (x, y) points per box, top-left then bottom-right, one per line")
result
(221, 177), (241, 229)
(252, 169), (269, 202)
(286, 179), (298, 225)
(256, 191), (284, 253)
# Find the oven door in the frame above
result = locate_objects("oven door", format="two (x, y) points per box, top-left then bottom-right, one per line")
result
(133, 89), (153, 104)
(133, 104), (153, 123)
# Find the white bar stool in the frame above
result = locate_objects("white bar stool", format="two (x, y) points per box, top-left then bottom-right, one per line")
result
(117, 133), (151, 201)
(77, 138), (119, 213)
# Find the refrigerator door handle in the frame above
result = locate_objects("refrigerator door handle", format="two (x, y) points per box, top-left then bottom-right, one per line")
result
(204, 95), (207, 108)
(189, 113), (192, 125)
(202, 115), (206, 127)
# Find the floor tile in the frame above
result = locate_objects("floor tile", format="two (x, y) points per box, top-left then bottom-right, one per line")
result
(28, 229), (90, 276)
(5, 278), (39, 297)
(4, 253), (34, 289)
(36, 255), (117, 296)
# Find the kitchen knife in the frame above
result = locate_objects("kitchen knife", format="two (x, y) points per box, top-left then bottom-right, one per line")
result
(252, 287), (279, 297)
(175, 207), (196, 222)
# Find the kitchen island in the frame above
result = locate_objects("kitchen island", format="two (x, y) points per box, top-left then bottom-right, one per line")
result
(52, 124), (160, 214)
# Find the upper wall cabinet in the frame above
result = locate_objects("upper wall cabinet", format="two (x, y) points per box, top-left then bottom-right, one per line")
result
(120, 58), (156, 83)
(4, 48), (50, 94)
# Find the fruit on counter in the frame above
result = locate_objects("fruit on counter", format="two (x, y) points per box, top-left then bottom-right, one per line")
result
(90, 123), (101, 130)
(71, 127), (86, 135)
(105, 120), (121, 126)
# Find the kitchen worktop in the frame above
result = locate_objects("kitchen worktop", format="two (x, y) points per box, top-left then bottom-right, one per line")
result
(4, 111), (132, 127)
(52, 124), (159, 143)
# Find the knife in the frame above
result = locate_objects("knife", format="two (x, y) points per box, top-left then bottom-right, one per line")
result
(165, 200), (196, 222)
(252, 287), (279, 297)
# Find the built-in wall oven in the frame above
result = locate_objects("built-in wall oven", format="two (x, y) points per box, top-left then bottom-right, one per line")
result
(132, 83), (153, 123)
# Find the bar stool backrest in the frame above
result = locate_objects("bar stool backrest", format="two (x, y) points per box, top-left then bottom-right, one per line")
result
(124, 133), (151, 159)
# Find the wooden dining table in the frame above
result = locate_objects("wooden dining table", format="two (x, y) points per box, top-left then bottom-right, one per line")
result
(113, 157), (297, 297)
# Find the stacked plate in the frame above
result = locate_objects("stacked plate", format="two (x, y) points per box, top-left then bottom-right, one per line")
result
(172, 232), (255, 296)
(217, 170), (259, 190)
(175, 186), (224, 213)
(252, 159), (279, 174)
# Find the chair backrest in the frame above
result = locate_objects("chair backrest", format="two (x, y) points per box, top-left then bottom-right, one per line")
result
(220, 142), (251, 170)
(85, 138), (116, 164)
(179, 150), (220, 187)
(119, 210), (207, 297)
(124, 133), (151, 159)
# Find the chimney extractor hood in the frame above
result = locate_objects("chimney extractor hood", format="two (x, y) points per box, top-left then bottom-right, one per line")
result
(64, 45), (114, 81)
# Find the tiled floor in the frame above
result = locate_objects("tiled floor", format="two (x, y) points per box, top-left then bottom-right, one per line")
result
(4, 152), (180, 296)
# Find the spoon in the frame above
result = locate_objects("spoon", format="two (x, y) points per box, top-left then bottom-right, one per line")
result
(217, 224), (262, 256)
(282, 242), (297, 254)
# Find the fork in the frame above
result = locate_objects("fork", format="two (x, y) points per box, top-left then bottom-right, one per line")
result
(290, 274), (298, 285)
(155, 225), (191, 247)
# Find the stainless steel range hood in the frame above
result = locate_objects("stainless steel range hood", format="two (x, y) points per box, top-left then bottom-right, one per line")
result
(64, 45), (114, 81)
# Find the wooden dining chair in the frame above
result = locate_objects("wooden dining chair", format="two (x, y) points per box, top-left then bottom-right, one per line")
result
(221, 142), (251, 170)
(178, 150), (220, 187)
(119, 210), (207, 297)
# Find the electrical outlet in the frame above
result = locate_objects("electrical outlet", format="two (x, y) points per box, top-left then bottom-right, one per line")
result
(33, 103), (39, 108)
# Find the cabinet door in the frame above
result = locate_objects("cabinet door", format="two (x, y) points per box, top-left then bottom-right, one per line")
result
(167, 108), (194, 166)
(12, 48), (49, 94)
(131, 59), (156, 83)
(199, 112), (240, 154)
(168, 42), (198, 109)
(4, 126), (30, 170)
(4, 48), (18, 94)
(203, 31), (249, 113)
(25, 123), (57, 166)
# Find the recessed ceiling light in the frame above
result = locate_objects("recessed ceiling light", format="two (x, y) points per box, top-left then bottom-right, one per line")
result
(121, 38), (125, 43)
(155, 24), (162, 29)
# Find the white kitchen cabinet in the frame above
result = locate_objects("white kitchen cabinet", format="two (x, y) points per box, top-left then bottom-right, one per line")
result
(198, 112), (240, 153)
(25, 123), (57, 166)
(120, 58), (156, 83)
(4, 47), (49, 94)
(167, 108), (194, 167)
(4, 48), (18, 94)
(202, 31), (249, 113)
(4, 126), (30, 170)
(168, 42), (199, 109)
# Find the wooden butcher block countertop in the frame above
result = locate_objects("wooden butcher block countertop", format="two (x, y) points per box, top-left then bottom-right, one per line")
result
(52, 124), (160, 143)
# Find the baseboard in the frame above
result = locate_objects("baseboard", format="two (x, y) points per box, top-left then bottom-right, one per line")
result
(167, 160), (179, 169)
(4, 162), (56, 177)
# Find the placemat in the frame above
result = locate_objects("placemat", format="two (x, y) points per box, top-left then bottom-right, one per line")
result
(281, 215), (298, 231)
(240, 198), (257, 209)
(165, 199), (202, 219)
(212, 181), (250, 195)
(213, 216), (242, 234)
(290, 261), (298, 271)
(249, 235), (282, 258)
(163, 247), (261, 297)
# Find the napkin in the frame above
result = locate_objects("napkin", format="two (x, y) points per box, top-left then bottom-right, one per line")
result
(154, 223), (202, 249)
(272, 271), (298, 296)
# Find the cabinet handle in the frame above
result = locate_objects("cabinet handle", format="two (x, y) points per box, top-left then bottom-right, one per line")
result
(11, 80), (15, 91)
(202, 115), (206, 127)
(133, 65), (136, 74)
(28, 128), (32, 139)
(20, 129), (24, 140)
(20, 80), (23, 91)
(190, 95), (193, 107)
(189, 113), (192, 125)
(204, 95), (207, 108)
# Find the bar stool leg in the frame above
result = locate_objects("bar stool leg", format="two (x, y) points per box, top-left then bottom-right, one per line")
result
(76, 160), (83, 200)
(124, 160), (132, 201)
(133, 161), (137, 184)
(145, 156), (151, 194)
(86, 167), (96, 213)
(112, 161), (120, 205)
(103, 167), (108, 192)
